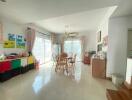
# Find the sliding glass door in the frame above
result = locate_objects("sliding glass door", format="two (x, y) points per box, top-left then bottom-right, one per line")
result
(33, 36), (45, 64)
(44, 39), (52, 63)
(64, 39), (82, 61)
(33, 34), (52, 65)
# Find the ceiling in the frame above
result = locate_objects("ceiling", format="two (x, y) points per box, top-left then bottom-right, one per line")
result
(112, 0), (132, 17)
(35, 7), (115, 33)
(0, 0), (132, 33)
(0, 0), (119, 23)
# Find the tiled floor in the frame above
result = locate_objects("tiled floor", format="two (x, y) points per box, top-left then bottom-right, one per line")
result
(0, 62), (116, 100)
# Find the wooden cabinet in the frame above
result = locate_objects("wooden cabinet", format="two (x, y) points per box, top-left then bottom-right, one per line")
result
(91, 58), (106, 78)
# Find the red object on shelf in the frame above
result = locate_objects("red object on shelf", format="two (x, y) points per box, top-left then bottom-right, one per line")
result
(83, 56), (90, 64)
(83, 52), (91, 64)
(0, 61), (11, 73)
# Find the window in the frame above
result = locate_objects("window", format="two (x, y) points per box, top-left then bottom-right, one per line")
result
(64, 39), (82, 61)
(33, 33), (52, 65)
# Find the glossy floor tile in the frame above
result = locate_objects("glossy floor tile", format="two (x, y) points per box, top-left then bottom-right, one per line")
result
(0, 62), (116, 100)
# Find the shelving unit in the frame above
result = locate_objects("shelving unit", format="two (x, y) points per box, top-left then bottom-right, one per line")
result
(0, 56), (35, 82)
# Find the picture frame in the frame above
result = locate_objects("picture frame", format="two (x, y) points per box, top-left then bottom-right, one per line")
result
(8, 33), (16, 41)
(97, 31), (101, 42)
(16, 34), (26, 48)
(103, 35), (108, 46)
(3, 41), (15, 48)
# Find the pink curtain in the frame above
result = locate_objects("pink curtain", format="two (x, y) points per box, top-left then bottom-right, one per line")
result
(0, 23), (3, 43)
(80, 36), (85, 61)
(26, 27), (36, 52)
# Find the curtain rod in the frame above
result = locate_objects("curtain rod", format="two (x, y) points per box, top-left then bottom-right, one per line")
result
(27, 27), (50, 36)
(36, 30), (51, 36)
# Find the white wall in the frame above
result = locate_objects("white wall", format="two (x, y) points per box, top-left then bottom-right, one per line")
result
(98, 19), (108, 40)
(107, 16), (132, 78)
(82, 32), (97, 52)
(96, 6), (116, 52)
(0, 17), (26, 54)
(127, 30), (132, 57)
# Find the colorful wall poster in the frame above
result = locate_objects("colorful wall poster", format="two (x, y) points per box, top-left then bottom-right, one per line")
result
(3, 41), (15, 48)
(8, 33), (16, 41)
(16, 35), (26, 48)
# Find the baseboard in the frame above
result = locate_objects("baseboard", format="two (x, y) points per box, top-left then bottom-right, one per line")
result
(106, 77), (112, 81)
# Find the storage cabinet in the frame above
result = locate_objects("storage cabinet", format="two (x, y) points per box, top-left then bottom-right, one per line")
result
(91, 58), (106, 78)
(0, 56), (35, 82)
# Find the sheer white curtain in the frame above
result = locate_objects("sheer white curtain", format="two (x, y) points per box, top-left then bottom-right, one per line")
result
(26, 28), (36, 52)
(32, 32), (52, 65)
(64, 38), (82, 61)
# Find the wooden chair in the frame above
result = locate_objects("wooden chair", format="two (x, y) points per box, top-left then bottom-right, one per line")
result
(66, 54), (76, 75)
(68, 54), (76, 67)
(60, 52), (68, 58)
(55, 53), (68, 73)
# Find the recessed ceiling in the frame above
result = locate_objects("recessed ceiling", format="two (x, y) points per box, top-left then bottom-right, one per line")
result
(35, 7), (116, 34)
(0, 0), (119, 23)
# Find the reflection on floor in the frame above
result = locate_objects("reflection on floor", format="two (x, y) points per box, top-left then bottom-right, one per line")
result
(0, 62), (116, 100)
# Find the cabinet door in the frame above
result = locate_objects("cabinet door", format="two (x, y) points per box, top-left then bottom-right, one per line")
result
(0, 61), (11, 73)
(92, 59), (106, 78)
(28, 56), (34, 64)
(0, 62), (3, 73)
(21, 58), (27, 67)
(11, 59), (21, 69)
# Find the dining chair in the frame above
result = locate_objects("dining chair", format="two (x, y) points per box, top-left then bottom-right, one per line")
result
(55, 54), (68, 73)
(66, 54), (76, 75)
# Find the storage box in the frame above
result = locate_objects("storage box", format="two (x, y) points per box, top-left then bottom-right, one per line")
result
(21, 58), (27, 67)
(11, 59), (21, 69)
(0, 61), (11, 73)
(28, 56), (34, 64)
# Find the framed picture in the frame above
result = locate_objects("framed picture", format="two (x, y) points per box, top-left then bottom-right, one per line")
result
(16, 35), (25, 48)
(0, 23), (3, 43)
(103, 35), (108, 46)
(97, 31), (101, 42)
(3, 41), (15, 48)
(8, 33), (16, 41)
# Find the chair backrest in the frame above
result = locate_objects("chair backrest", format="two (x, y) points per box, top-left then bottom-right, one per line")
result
(73, 54), (77, 62)
(57, 54), (67, 64)
(60, 52), (68, 58)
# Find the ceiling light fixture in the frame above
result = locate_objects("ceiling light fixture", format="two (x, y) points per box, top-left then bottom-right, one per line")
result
(64, 25), (79, 38)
